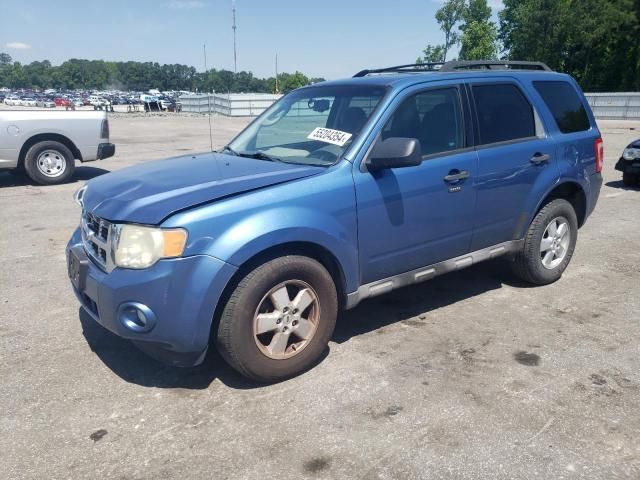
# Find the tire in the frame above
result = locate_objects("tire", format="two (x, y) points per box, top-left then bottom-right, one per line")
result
(511, 198), (578, 285)
(24, 141), (75, 185)
(216, 255), (338, 382)
(622, 172), (638, 186)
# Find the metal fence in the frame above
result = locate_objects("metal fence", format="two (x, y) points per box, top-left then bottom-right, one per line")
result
(179, 93), (282, 116)
(585, 93), (640, 120)
(180, 92), (640, 120)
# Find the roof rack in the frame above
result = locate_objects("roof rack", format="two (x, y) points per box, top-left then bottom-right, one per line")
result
(353, 60), (552, 77)
(440, 60), (552, 71)
(353, 62), (445, 77)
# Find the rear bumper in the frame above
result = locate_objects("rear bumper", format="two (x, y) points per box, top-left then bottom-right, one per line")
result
(66, 228), (237, 367)
(97, 143), (115, 160)
(615, 158), (640, 174)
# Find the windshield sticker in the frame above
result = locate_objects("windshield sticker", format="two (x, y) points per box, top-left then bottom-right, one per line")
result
(307, 127), (353, 147)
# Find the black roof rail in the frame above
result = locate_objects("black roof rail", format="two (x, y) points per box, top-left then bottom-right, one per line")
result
(439, 60), (552, 71)
(353, 60), (552, 77)
(353, 62), (445, 77)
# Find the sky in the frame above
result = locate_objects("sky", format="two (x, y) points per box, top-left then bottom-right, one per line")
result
(0, 0), (504, 80)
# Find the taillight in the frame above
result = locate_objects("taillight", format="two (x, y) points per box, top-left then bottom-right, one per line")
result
(101, 118), (109, 139)
(594, 137), (604, 173)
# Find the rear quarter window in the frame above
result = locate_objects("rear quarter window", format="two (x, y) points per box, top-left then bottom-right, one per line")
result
(472, 83), (536, 145)
(533, 81), (591, 133)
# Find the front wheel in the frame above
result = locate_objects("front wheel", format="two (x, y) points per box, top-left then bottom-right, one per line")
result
(216, 256), (338, 382)
(511, 198), (578, 285)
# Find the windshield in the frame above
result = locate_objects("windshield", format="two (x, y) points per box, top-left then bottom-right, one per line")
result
(226, 84), (388, 166)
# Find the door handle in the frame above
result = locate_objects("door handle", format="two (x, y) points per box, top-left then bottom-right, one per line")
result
(443, 170), (470, 183)
(530, 153), (551, 165)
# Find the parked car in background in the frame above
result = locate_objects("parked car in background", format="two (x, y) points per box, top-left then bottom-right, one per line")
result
(66, 61), (603, 382)
(4, 95), (20, 105)
(21, 97), (37, 107)
(616, 138), (640, 186)
(0, 110), (115, 184)
(35, 99), (56, 108)
(54, 98), (70, 107)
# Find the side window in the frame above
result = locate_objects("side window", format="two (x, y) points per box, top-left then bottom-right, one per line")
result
(472, 84), (536, 145)
(382, 88), (464, 157)
(347, 96), (382, 117)
(533, 81), (590, 133)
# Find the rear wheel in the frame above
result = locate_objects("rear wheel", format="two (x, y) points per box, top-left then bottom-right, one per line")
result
(511, 199), (578, 285)
(216, 256), (338, 382)
(24, 140), (75, 185)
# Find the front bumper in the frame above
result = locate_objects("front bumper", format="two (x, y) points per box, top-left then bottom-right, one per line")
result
(66, 228), (237, 366)
(97, 143), (115, 160)
(615, 157), (640, 174)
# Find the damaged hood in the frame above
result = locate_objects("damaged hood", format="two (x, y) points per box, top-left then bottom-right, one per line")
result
(81, 152), (324, 224)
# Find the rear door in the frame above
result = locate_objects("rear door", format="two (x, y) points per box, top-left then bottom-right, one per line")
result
(531, 79), (601, 177)
(466, 79), (557, 251)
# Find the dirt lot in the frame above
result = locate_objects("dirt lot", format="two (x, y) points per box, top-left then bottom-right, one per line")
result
(1, 114), (639, 480)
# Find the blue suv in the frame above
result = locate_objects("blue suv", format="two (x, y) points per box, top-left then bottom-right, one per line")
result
(67, 61), (603, 382)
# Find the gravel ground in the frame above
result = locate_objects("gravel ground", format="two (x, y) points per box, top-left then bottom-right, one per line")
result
(0, 115), (639, 480)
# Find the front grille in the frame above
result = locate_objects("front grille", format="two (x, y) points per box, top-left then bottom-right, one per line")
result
(81, 210), (112, 271)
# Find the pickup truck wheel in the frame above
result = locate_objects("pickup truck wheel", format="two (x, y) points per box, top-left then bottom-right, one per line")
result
(24, 141), (75, 185)
(216, 256), (338, 382)
(511, 198), (578, 285)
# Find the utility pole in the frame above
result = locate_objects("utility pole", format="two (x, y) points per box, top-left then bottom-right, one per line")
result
(232, 0), (237, 73)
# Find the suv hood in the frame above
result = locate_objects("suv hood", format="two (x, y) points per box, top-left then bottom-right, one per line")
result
(81, 152), (324, 224)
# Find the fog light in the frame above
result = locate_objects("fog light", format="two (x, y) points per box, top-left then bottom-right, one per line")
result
(117, 302), (157, 333)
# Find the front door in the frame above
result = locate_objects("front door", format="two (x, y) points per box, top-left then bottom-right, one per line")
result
(354, 86), (478, 284)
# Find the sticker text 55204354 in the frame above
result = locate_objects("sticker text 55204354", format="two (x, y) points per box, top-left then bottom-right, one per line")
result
(307, 127), (353, 147)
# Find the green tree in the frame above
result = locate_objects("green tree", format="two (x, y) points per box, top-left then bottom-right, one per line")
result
(459, 21), (498, 60)
(0, 54), (320, 93)
(435, 0), (465, 61)
(417, 0), (464, 64)
(279, 71), (310, 92)
(416, 44), (447, 63)
(499, 0), (639, 91)
(458, 0), (498, 60)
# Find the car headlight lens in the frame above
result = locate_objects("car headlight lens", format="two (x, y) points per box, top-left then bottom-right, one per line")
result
(112, 224), (187, 269)
(623, 148), (640, 160)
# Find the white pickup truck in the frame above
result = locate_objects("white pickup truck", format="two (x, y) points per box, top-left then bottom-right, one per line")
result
(0, 110), (115, 185)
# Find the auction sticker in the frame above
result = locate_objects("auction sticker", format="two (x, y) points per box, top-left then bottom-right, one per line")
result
(307, 127), (352, 147)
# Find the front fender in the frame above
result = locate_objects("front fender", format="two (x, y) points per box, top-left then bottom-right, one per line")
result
(163, 163), (360, 293)
(210, 208), (359, 291)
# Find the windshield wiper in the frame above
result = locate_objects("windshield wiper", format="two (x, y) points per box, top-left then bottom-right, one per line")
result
(236, 151), (283, 162)
(222, 146), (283, 163)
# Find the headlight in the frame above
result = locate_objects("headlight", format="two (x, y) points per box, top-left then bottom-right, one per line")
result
(623, 148), (640, 160)
(112, 224), (187, 269)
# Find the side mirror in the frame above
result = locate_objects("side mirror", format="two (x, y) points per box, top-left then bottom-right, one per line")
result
(365, 137), (423, 171)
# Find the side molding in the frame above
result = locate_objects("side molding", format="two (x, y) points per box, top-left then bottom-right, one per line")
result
(345, 239), (523, 309)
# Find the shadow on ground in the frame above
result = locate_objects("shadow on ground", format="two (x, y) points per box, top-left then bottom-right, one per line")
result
(0, 166), (110, 188)
(333, 259), (517, 343)
(80, 258), (524, 390)
(605, 179), (639, 191)
(79, 308), (264, 390)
